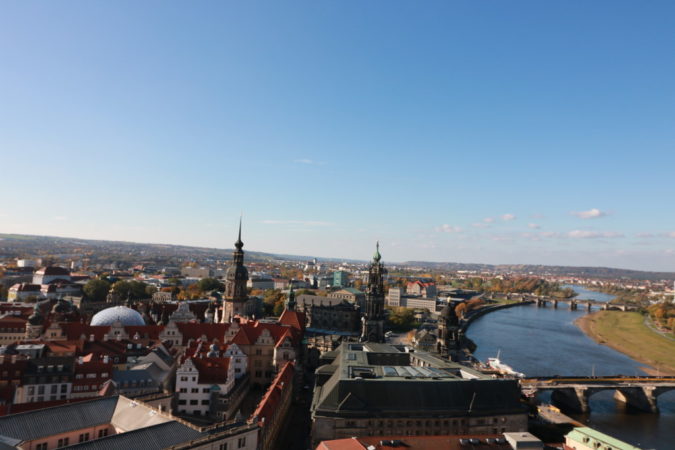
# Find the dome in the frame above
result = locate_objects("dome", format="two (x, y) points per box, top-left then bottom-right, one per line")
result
(91, 306), (145, 326)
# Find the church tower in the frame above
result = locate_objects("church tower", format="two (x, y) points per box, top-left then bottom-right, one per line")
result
(437, 302), (459, 358)
(223, 218), (249, 322)
(360, 242), (386, 343)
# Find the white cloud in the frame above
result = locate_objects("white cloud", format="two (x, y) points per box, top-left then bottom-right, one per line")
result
(530, 213), (545, 219)
(436, 224), (463, 233)
(501, 213), (516, 221)
(528, 223), (541, 229)
(261, 220), (333, 226)
(664, 231), (675, 238)
(539, 231), (560, 238)
(567, 230), (623, 239)
(636, 232), (655, 238)
(483, 217), (495, 223)
(571, 208), (608, 219)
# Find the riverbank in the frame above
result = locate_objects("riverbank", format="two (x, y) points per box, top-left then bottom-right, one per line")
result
(575, 311), (675, 375)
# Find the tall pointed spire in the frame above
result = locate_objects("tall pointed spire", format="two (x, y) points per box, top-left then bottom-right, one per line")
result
(373, 241), (381, 262)
(235, 214), (244, 250)
(225, 215), (249, 321)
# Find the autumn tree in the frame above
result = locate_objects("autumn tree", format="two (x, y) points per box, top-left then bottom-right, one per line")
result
(83, 279), (111, 302)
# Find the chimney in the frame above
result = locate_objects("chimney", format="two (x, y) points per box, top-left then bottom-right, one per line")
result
(89, 334), (95, 342)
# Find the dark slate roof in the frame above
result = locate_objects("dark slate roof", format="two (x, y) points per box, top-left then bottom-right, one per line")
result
(65, 422), (203, 450)
(314, 377), (525, 417)
(0, 396), (118, 441)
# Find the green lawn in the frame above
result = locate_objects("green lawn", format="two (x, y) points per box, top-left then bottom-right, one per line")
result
(578, 311), (675, 375)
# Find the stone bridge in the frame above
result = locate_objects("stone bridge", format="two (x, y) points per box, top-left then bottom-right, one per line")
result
(521, 376), (675, 413)
(533, 297), (637, 312)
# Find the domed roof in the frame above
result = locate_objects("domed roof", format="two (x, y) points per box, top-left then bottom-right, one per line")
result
(91, 306), (145, 327)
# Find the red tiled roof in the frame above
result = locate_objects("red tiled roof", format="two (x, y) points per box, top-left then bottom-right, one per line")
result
(249, 361), (294, 427)
(176, 322), (231, 345)
(278, 310), (306, 332)
(60, 323), (111, 341)
(190, 357), (231, 384)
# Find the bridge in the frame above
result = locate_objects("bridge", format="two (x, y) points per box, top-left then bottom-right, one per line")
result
(533, 297), (637, 312)
(521, 376), (675, 413)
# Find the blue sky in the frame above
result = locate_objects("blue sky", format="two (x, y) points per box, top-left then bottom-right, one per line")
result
(1, 1), (674, 271)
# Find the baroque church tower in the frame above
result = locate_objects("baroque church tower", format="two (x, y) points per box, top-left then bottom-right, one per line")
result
(223, 218), (249, 322)
(360, 242), (386, 343)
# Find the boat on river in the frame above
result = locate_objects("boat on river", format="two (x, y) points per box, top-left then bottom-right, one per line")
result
(486, 351), (525, 378)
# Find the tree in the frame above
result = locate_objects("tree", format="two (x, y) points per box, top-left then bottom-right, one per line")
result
(197, 278), (223, 292)
(145, 284), (158, 297)
(112, 280), (152, 300)
(83, 279), (111, 302)
(455, 302), (467, 318)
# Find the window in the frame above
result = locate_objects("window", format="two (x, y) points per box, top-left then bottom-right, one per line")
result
(237, 437), (246, 448)
(203, 388), (210, 393)
(51, 385), (57, 394)
(179, 388), (187, 393)
(36, 443), (48, 450)
(219, 444), (228, 450)
(180, 376), (188, 381)
(61, 384), (67, 393)
(190, 399), (198, 405)
(98, 429), (109, 438)
(79, 432), (90, 443)
(27, 386), (34, 396)
(178, 400), (186, 405)
(201, 400), (210, 405)
(57, 437), (69, 448)
(191, 388), (199, 393)
(75, 374), (84, 379)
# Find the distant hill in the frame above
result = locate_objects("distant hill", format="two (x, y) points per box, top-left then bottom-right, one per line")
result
(1, 233), (673, 280)
(401, 261), (675, 281)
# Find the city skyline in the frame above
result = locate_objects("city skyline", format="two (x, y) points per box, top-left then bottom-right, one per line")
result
(2, 2), (675, 271)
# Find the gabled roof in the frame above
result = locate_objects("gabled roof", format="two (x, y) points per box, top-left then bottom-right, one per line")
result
(190, 357), (231, 385)
(250, 361), (294, 427)
(60, 323), (111, 341)
(65, 421), (203, 450)
(0, 396), (118, 441)
(278, 309), (306, 332)
(176, 322), (230, 345)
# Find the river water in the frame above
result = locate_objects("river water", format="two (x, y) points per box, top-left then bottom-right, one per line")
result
(465, 285), (675, 449)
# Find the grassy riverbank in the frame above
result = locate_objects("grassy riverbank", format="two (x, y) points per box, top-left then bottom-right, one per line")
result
(575, 311), (675, 375)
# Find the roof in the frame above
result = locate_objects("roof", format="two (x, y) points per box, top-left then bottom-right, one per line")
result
(0, 396), (118, 441)
(250, 361), (294, 426)
(65, 421), (203, 450)
(36, 266), (71, 276)
(318, 435), (512, 450)
(278, 309), (306, 332)
(91, 306), (145, 327)
(566, 427), (642, 450)
(190, 357), (231, 384)
(312, 343), (525, 418)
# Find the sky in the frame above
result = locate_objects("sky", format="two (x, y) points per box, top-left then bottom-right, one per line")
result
(1, 1), (675, 271)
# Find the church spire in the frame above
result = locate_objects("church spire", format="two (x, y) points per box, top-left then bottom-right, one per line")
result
(235, 215), (243, 250)
(224, 217), (249, 321)
(361, 242), (386, 343)
(286, 283), (296, 312)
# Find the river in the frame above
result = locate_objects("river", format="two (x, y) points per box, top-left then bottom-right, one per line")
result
(465, 285), (675, 449)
